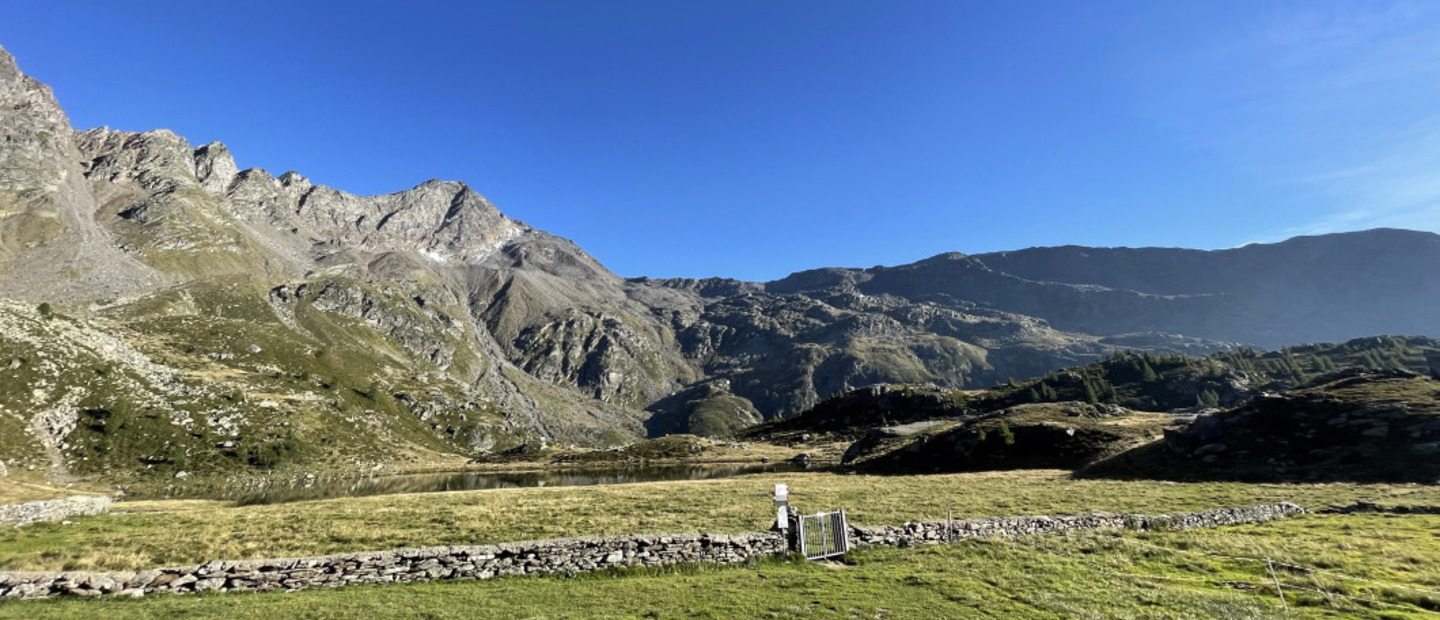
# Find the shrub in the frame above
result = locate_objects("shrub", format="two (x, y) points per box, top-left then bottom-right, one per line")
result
(244, 435), (299, 469)
(998, 420), (1016, 446)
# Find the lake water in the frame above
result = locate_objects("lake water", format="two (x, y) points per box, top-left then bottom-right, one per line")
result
(233, 462), (811, 505)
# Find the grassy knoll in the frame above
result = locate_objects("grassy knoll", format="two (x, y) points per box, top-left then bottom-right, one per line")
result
(2, 470), (1438, 572)
(1, 513), (1436, 619)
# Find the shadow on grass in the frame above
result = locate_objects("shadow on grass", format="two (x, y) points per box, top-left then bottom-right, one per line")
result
(1077, 440), (1440, 484)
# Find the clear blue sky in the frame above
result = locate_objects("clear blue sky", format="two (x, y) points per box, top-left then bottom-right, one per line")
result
(3, 1), (1438, 281)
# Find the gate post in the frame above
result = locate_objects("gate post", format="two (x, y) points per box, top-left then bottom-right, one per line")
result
(772, 483), (802, 553)
(785, 506), (801, 553)
(772, 483), (789, 530)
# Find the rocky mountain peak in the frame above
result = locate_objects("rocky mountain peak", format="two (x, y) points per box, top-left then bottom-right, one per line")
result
(276, 170), (307, 186)
(0, 46), (55, 111)
(767, 267), (870, 294)
(194, 141), (238, 194)
(916, 251), (970, 263)
(0, 45), (20, 86)
(68, 120), (531, 270)
(289, 177), (526, 264)
(0, 52), (165, 300)
(0, 46), (73, 173)
(77, 128), (201, 192)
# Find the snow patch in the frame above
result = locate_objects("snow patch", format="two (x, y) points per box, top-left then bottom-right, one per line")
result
(420, 248), (449, 264)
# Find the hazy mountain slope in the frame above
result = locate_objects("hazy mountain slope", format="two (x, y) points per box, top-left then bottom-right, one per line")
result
(631, 278), (1172, 420)
(749, 229), (1440, 350)
(968, 230), (1440, 347)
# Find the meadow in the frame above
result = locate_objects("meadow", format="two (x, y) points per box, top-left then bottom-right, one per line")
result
(1, 470), (1438, 618)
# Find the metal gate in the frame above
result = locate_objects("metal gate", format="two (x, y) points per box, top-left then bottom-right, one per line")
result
(797, 509), (850, 560)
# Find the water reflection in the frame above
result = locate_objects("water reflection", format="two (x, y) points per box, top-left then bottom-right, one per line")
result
(234, 462), (810, 505)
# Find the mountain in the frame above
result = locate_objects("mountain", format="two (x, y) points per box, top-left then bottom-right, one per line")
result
(744, 338), (1440, 482)
(0, 45), (673, 481)
(972, 231), (1440, 348)
(744, 336), (1440, 440)
(1, 45), (1436, 482)
(766, 229), (1440, 350)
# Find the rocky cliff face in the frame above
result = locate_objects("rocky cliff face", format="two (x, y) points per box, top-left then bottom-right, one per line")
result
(0, 46), (660, 480)
(1, 44), (1436, 481)
(0, 51), (163, 300)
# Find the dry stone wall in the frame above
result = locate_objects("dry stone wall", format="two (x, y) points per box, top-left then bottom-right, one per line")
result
(1318, 502), (1440, 515)
(0, 503), (1302, 600)
(852, 502), (1304, 546)
(0, 496), (111, 528)
(0, 532), (785, 599)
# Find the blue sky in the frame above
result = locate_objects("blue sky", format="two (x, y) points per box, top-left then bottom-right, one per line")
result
(3, 1), (1438, 280)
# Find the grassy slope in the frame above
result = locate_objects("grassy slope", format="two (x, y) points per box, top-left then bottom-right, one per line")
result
(849, 406), (1174, 474)
(0, 274), (527, 486)
(2, 470), (1438, 572)
(0, 479), (109, 505)
(1, 513), (1437, 619)
(991, 336), (1439, 413)
(1083, 373), (1440, 483)
(760, 337), (1440, 443)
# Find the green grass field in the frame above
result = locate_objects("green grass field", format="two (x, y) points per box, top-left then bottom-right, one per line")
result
(2, 470), (1438, 572)
(2, 470), (1438, 618)
(2, 513), (1437, 619)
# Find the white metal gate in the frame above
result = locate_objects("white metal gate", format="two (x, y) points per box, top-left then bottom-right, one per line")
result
(797, 509), (849, 560)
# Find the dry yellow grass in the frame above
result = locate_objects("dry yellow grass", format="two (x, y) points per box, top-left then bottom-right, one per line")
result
(0, 479), (108, 505)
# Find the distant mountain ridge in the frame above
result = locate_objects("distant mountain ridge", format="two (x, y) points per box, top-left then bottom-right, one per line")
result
(761, 228), (1440, 350)
(970, 229), (1440, 347)
(0, 44), (1436, 481)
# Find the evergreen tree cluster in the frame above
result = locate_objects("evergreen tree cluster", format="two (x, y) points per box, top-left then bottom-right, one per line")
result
(1018, 370), (1117, 405)
(1197, 388), (1220, 408)
(1253, 350), (1310, 384)
(1080, 371), (1118, 404)
(1356, 347), (1410, 371)
(997, 337), (1438, 413)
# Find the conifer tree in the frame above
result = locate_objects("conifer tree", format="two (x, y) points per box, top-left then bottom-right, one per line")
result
(1199, 389), (1220, 408)
(1040, 383), (1058, 401)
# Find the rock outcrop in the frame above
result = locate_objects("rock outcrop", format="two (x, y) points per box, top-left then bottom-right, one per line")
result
(0, 496), (111, 528)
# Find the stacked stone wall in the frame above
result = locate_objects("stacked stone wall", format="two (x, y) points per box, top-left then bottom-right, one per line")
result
(852, 502), (1304, 546)
(1317, 502), (1440, 515)
(0, 532), (784, 599)
(0, 496), (111, 528)
(0, 502), (1303, 600)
